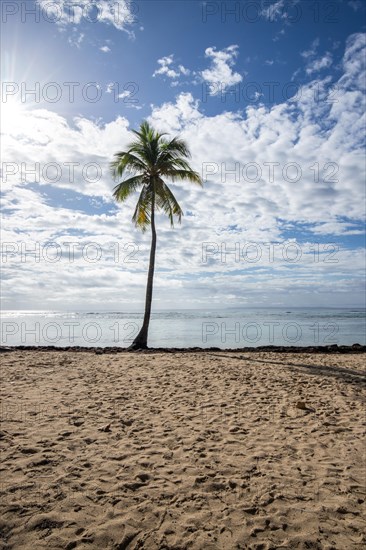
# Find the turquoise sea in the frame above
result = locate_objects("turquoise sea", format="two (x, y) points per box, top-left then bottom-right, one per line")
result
(1, 308), (365, 348)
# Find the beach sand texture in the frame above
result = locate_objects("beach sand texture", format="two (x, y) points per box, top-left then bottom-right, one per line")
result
(0, 350), (365, 549)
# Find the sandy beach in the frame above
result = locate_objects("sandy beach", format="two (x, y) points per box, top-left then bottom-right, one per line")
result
(0, 349), (365, 549)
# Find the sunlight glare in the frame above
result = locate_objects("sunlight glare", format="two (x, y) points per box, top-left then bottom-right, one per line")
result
(1, 97), (32, 137)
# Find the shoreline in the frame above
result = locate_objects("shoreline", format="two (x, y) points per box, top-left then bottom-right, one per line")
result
(1, 343), (365, 354)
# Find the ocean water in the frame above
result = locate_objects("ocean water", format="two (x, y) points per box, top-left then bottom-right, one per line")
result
(1, 308), (365, 348)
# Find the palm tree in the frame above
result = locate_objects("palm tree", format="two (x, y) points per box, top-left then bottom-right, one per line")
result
(111, 121), (202, 349)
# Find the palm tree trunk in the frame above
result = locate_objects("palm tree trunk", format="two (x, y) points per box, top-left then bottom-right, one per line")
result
(130, 185), (156, 350)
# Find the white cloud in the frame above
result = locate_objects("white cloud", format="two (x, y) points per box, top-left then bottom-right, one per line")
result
(1, 110), (132, 196)
(179, 65), (190, 76)
(127, 104), (143, 110)
(339, 32), (366, 91)
(306, 52), (333, 75)
(311, 221), (365, 236)
(301, 39), (333, 75)
(253, 91), (264, 101)
(301, 38), (320, 59)
(100, 45), (111, 53)
(67, 31), (84, 48)
(36, 0), (136, 35)
(273, 28), (285, 42)
(117, 90), (143, 109)
(153, 55), (190, 80)
(1, 34), (365, 309)
(104, 84), (143, 108)
(147, 36), (365, 232)
(201, 45), (243, 95)
(149, 93), (202, 133)
(153, 55), (179, 79)
(261, 0), (286, 21)
(118, 91), (131, 99)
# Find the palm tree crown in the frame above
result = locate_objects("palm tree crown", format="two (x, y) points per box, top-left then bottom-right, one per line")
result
(111, 120), (201, 230)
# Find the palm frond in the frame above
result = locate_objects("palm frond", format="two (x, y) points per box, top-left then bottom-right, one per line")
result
(155, 178), (183, 226)
(157, 157), (196, 174)
(159, 137), (192, 160)
(113, 175), (146, 202)
(132, 184), (153, 232)
(162, 169), (202, 186)
(110, 151), (146, 179)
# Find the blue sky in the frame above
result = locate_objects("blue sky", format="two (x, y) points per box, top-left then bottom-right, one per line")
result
(1, 0), (365, 310)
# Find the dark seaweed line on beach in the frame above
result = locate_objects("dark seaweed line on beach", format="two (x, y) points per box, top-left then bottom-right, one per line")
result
(0, 344), (365, 354)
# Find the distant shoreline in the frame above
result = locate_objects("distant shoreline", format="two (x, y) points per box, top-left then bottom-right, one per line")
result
(1, 344), (365, 354)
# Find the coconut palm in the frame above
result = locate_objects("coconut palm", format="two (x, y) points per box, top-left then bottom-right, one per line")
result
(111, 121), (202, 349)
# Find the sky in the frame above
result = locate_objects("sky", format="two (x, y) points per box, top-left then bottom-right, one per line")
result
(1, 0), (365, 311)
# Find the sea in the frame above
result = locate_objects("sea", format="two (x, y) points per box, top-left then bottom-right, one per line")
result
(1, 308), (365, 349)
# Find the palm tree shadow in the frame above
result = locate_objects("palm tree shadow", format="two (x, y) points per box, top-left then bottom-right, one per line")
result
(208, 353), (366, 386)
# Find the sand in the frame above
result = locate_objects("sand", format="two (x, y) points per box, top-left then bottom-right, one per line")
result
(0, 349), (365, 549)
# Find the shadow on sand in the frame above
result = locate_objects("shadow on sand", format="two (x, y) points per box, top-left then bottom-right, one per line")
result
(208, 353), (366, 386)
